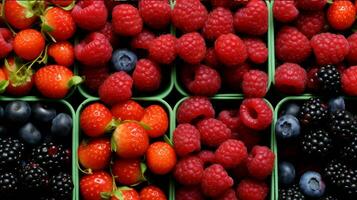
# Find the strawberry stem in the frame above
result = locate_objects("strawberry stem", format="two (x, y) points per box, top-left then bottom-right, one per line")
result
(68, 76), (83, 88)
(0, 80), (9, 93)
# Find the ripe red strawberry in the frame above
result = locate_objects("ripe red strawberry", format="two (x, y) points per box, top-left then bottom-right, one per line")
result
(48, 41), (74, 67)
(112, 4), (143, 36)
(42, 7), (76, 41)
(78, 138), (111, 171)
(3, 58), (33, 96)
(13, 29), (45, 61)
(80, 171), (113, 200)
(71, 0), (108, 31)
(81, 67), (109, 92)
(140, 185), (167, 200)
(327, 0), (356, 30)
(111, 100), (145, 121)
(4, 0), (37, 30)
(139, 0), (171, 30)
(140, 105), (168, 138)
(112, 159), (145, 186)
(0, 68), (8, 94)
(111, 187), (140, 200)
(80, 103), (114, 137)
(146, 142), (177, 175)
(0, 28), (13, 59)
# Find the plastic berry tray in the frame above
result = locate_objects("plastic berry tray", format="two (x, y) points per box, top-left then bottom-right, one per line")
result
(172, 96), (276, 200)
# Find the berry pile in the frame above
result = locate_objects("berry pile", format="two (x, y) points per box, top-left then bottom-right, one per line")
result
(0, 101), (73, 199)
(273, 0), (357, 96)
(276, 96), (357, 199)
(173, 97), (274, 199)
(78, 100), (174, 200)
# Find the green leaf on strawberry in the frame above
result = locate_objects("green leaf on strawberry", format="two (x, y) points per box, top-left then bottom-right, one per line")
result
(0, 80), (9, 93)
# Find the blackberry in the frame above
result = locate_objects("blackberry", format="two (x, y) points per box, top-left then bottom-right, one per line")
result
(279, 184), (305, 200)
(0, 137), (24, 170)
(50, 172), (73, 200)
(329, 110), (357, 139)
(31, 141), (67, 172)
(0, 172), (18, 196)
(20, 162), (49, 192)
(341, 136), (357, 164)
(300, 129), (333, 156)
(321, 195), (339, 200)
(317, 65), (341, 94)
(299, 98), (328, 125)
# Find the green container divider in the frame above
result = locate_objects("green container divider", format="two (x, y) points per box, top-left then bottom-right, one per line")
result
(75, 97), (174, 200)
(173, 1), (272, 97)
(0, 96), (77, 200)
(171, 96), (276, 200)
(268, 0), (276, 84)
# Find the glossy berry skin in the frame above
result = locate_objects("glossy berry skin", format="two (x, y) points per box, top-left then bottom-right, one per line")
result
(215, 139), (248, 169)
(111, 49), (137, 73)
(299, 171), (326, 198)
(112, 159), (143, 186)
(148, 34), (177, 65)
(71, 0), (108, 31)
(80, 171), (113, 200)
(139, 0), (171, 30)
(51, 113), (72, 138)
(50, 0), (73, 7)
(176, 32), (206, 64)
(201, 164), (234, 197)
(237, 179), (268, 200)
(111, 188), (140, 200)
(13, 29), (45, 61)
(111, 100), (145, 121)
(177, 96), (215, 124)
(78, 138), (111, 171)
(133, 59), (161, 92)
(215, 33), (247, 66)
(247, 145), (275, 180)
(242, 70), (268, 98)
(174, 156), (204, 186)
(4, 0), (37, 30)
(203, 7), (234, 41)
(275, 63), (307, 94)
(328, 96), (345, 113)
(140, 105), (168, 138)
(239, 98), (272, 131)
(140, 185), (167, 200)
(173, 123), (201, 157)
(5, 101), (31, 124)
(275, 114), (301, 139)
(197, 118), (231, 147)
(146, 142), (176, 175)
(0, 28), (13, 59)
(112, 4), (143, 36)
(327, 1), (356, 30)
(279, 161), (296, 186)
(18, 122), (41, 146)
(48, 41), (74, 67)
(43, 7), (76, 41)
(32, 103), (56, 123)
(80, 103), (113, 137)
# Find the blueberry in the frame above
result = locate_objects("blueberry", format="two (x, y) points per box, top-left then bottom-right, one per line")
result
(275, 114), (301, 139)
(5, 101), (31, 124)
(111, 49), (137, 73)
(18, 122), (42, 145)
(328, 96), (345, 113)
(32, 103), (56, 123)
(51, 113), (72, 138)
(299, 171), (326, 198)
(279, 161), (296, 186)
(282, 103), (300, 117)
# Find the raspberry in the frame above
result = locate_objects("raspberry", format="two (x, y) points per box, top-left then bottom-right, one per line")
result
(237, 179), (268, 200)
(224, 63), (250, 91)
(234, 0), (268, 36)
(75, 32), (113, 67)
(296, 0), (327, 11)
(246, 145), (275, 180)
(242, 70), (268, 98)
(172, 0), (208, 32)
(235, 125), (261, 150)
(111, 100), (145, 121)
(177, 97), (215, 124)
(310, 33), (350, 65)
(71, 0), (107, 31)
(217, 189), (238, 200)
(139, 0), (171, 30)
(296, 11), (325, 39)
(197, 118), (231, 147)
(0, 28), (13, 59)
(215, 33), (247, 66)
(341, 66), (357, 95)
(133, 59), (161, 92)
(112, 4), (143, 36)
(203, 7), (234, 40)
(243, 38), (268, 64)
(347, 33), (357, 65)
(99, 22), (119, 47)
(148, 34), (176, 64)
(176, 187), (204, 200)
(275, 63), (307, 94)
(204, 48), (220, 68)
(201, 164), (234, 197)
(174, 156), (204, 186)
(176, 32), (206, 64)
(210, 0), (233, 8)
(198, 150), (215, 166)
(276, 26), (311, 63)
(306, 67), (320, 91)
(239, 98), (272, 131)
(218, 110), (241, 132)
(173, 123), (201, 157)
(273, 0), (299, 23)
(131, 30), (155, 50)
(98, 71), (133, 105)
(81, 66), (109, 92)
(180, 65), (221, 96)
(215, 139), (248, 169)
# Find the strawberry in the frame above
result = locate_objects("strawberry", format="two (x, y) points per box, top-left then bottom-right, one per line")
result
(4, 0), (37, 30)
(48, 41), (75, 67)
(0, 68), (9, 94)
(327, 0), (356, 30)
(13, 29), (45, 61)
(112, 159), (146, 185)
(42, 7), (76, 41)
(0, 28), (13, 59)
(111, 100), (145, 121)
(110, 187), (140, 200)
(3, 57), (33, 96)
(112, 122), (149, 159)
(140, 105), (168, 138)
(140, 185), (167, 200)
(50, 0), (75, 7)
(80, 103), (115, 137)
(34, 65), (82, 98)
(80, 171), (113, 200)
(146, 142), (176, 175)
(78, 138), (111, 171)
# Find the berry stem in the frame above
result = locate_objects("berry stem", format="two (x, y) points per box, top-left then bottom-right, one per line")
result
(0, 80), (9, 93)
(68, 76), (83, 88)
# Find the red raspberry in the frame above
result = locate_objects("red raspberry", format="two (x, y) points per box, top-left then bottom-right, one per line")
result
(176, 32), (206, 64)
(306, 67), (319, 92)
(310, 33), (349, 65)
(296, 0), (327, 11)
(273, 0), (299, 23)
(174, 156), (204, 186)
(139, 0), (171, 30)
(111, 100), (145, 121)
(237, 179), (268, 200)
(81, 66), (109, 92)
(218, 110), (241, 132)
(235, 125), (261, 150)
(210, 0), (234, 8)
(203, 7), (234, 41)
(224, 63), (251, 91)
(276, 26), (311, 63)
(215, 139), (248, 169)
(341, 66), (357, 95)
(173, 123), (201, 157)
(201, 164), (234, 197)
(98, 72), (133, 105)
(215, 34), (248, 66)
(177, 96), (215, 124)
(239, 98), (272, 131)
(0, 28), (13, 59)
(71, 0), (107, 31)
(198, 150), (215, 166)
(176, 187), (204, 200)
(275, 63), (307, 94)
(133, 59), (161, 92)
(243, 38), (268, 64)
(347, 33), (357, 65)
(197, 118), (231, 147)
(99, 22), (120, 48)
(234, 0), (268, 36)
(242, 70), (268, 98)
(112, 4), (143, 36)
(204, 48), (220, 69)
(131, 30), (155, 50)
(172, 0), (208, 33)
(246, 145), (275, 180)
(181, 65), (221, 96)
(75, 32), (113, 67)
(296, 11), (325, 39)
(148, 34), (176, 64)
(217, 189), (238, 200)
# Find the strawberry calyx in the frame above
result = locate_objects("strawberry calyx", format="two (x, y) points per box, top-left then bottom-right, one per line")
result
(58, 0), (75, 11)
(4, 58), (33, 87)
(68, 75), (83, 88)
(121, 120), (152, 131)
(139, 162), (147, 182)
(0, 80), (9, 93)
